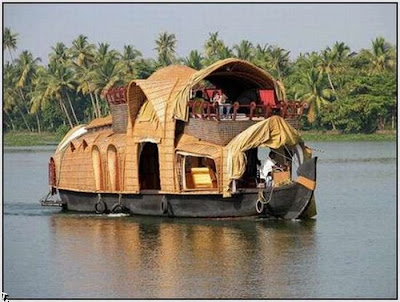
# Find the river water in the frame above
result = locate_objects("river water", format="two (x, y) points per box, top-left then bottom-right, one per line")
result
(3, 141), (397, 299)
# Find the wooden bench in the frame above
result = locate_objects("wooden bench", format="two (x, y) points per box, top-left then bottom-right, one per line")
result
(186, 167), (217, 189)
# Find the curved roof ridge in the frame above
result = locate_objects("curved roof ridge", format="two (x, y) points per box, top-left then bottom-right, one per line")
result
(148, 64), (197, 82)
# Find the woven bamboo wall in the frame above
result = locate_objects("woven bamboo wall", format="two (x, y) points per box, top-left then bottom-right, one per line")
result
(122, 136), (138, 192)
(123, 81), (147, 192)
(159, 120), (177, 192)
(184, 118), (258, 146)
(222, 148), (230, 196)
(126, 82), (146, 134)
(110, 103), (128, 133)
(55, 131), (128, 193)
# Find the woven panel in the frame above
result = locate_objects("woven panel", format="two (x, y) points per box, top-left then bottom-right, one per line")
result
(86, 115), (112, 129)
(184, 118), (258, 146)
(110, 103), (128, 133)
(56, 131), (129, 193)
(136, 80), (176, 125)
(126, 81), (146, 134)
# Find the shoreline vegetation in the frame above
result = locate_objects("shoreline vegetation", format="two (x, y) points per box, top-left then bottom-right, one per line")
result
(3, 27), (396, 138)
(3, 130), (396, 147)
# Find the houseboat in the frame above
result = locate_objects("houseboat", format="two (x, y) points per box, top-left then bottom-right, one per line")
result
(44, 58), (317, 219)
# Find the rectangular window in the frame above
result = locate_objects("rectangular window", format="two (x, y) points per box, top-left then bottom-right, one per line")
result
(177, 153), (218, 191)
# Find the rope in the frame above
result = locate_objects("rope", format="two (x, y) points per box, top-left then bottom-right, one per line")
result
(270, 148), (293, 163)
(257, 185), (275, 205)
(266, 185), (275, 204)
(257, 188), (267, 204)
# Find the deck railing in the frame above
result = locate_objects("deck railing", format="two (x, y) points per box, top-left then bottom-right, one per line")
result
(188, 100), (307, 121)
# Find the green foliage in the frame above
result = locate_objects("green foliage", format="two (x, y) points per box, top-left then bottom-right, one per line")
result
(4, 131), (58, 146)
(301, 131), (395, 141)
(2, 28), (396, 136)
(55, 124), (70, 141)
(155, 31), (177, 66)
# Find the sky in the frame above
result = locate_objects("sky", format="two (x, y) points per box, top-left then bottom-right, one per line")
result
(3, 3), (397, 64)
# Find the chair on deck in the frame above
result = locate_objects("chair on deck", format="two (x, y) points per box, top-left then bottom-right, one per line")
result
(258, 89), (279, 108)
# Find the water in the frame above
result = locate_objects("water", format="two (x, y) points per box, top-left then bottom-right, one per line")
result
(3, 142), (397, 299)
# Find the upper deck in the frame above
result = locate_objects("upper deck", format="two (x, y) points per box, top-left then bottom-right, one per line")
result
(184, 97), (306, 145)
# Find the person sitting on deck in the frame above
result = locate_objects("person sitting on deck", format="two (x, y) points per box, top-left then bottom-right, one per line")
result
(212, 91), (231, 119)
(191, 90), (206, 115)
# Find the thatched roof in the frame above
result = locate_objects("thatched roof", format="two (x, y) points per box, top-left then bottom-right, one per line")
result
(86, 115), (113, 129)
(175, 134), (223, 159)
(148, 65), (197, 81)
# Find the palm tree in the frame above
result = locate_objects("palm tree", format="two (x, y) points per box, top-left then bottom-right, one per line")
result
(29, 66), (53, 131)
(332, 41), (350, 63)
(217, 46), (233, 60)
(15, 51), (41, 90)
(253, 43), (269, 70)
(135, 58), (157, 79)
(154, 31), (177, 66)
(96, 42), (120, 62)
(296, 52), (321, 70)
(183, 50), (203, 70)
(49, 42), (69, 65)
(3, 27), (18, 62)
(267, 45), (290, 80)
(69, 35), (95, 68)
(318, 47), (336, 92)
(74, 63), (100, 118)
(3, 63), (19, 130)
(294, 68), (332, 124)
(14, 51), (42, 131)
(87, 57), (126, 116)
(121, 45), (142, 78)
(204, 32), (224, 58)
(44, 62), (79, 127)
(364, 37), (395, 74)
(203, 31), (227, 65)
(233, 40), (254, 61)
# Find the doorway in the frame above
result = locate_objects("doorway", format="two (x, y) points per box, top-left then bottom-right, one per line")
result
(139, 142), (161, 190)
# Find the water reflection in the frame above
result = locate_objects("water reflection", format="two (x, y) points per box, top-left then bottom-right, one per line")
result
(49, 215), (316, 298)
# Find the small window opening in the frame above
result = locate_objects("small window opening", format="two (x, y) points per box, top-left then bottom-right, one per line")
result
(180, 155), (217, 190)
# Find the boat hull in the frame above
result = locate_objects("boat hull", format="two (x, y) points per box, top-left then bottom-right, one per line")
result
(58, 185), (312, 219)
(57, 157), (317, 219)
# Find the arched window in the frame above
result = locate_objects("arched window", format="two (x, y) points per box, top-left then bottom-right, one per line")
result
(107, 145), (119, 191)
(92, 146), (103, 191)
(82, 139), (88, 151)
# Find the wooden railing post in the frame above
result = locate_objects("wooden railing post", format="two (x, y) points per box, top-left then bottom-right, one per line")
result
(202, 102), (209, 119)
(233, 102), (240, 121)
(214, 102), (220, 121)
(264, 104), (271, 118)
(279, 101), (287, 118)
(249, 102), (256, 120)
(206, 101), (212, 119)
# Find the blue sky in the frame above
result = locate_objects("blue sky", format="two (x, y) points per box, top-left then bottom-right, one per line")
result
(3, 3), (397, 64)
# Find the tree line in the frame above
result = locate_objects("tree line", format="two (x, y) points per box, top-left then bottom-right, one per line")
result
(3, 28), (396, 135)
